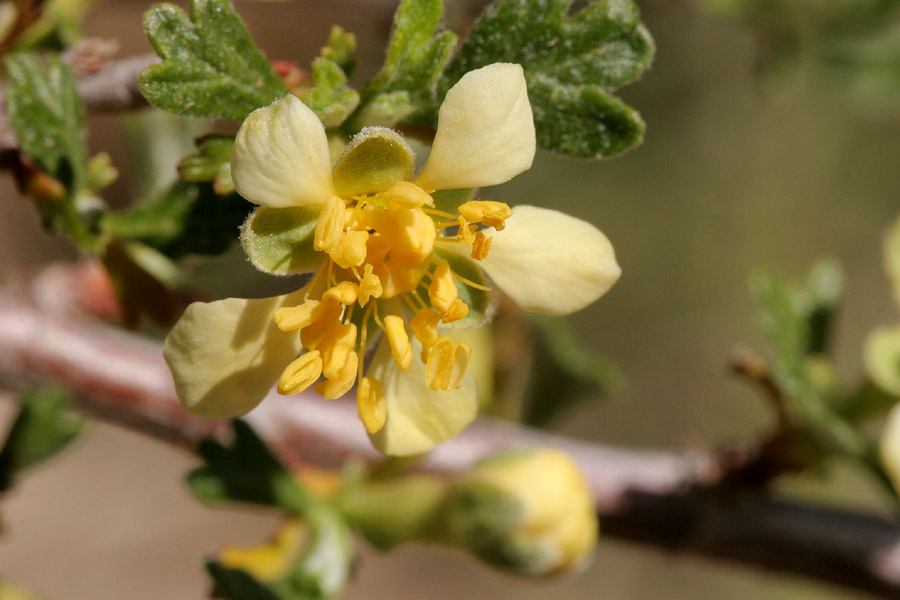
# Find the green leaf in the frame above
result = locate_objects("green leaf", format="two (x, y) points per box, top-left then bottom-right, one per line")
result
(102, 179), (251, 259)
(345, 91), (415, 129)
(5, 52), (86, 190)
(139, 0), (289, 120)
(187, 420), (311, 513)
(301, 58), (359, 128)
(432, 0), (654, 157)
(359, 0), (457, 107)
(320, 25), (357, 76)
(240, 206), (321, 276)
(177, 135), (234, 183)
(522, 314), (623, 426)
(0, 386), (83, 491)
(206, 563), (281, 600)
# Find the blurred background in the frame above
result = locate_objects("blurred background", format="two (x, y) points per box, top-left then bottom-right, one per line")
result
(1, 0), (899, 598)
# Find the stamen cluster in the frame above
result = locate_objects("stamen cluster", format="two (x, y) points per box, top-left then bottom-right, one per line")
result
(270, 180), (512, 434)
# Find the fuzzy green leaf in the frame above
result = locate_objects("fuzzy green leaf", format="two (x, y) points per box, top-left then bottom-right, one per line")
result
(240, 206), (321, 276)
(431, 0), (654, 157)
(360, 0), (456, 108)
(102, 179), (251, 259)
(0, 386), (83, 491)
(177, 135), (234, 183)
(187, 420), (311, 513)
(5, 52), (86, 190)
(320, 25), (357, 75)
(302, 58), (359, 128)
(140, 0), (289, 120)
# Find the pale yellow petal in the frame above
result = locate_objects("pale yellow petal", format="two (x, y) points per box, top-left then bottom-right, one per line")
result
(864, 324), (900, 396)
(163, 290), (305, 418)
(470, 206), (620, 315)
(416, 63), (535, 191)
(367, 338), (478, 456)
(881, 404), (900, 495)
(232, 95), (335, 208)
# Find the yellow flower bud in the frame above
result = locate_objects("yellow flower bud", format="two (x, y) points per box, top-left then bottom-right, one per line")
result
(446, 449), (597, 577)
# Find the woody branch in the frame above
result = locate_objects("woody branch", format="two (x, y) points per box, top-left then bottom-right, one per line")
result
(0, 261), (899, 598)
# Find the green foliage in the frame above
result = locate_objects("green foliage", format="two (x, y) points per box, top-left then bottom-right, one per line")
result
(140, 0), (288, 121)
(522, 315), (623, 426)
(320, 26), (357, 75)
(5, 52), (86, 190)
(302, 59), (359, 128)
(352, 0), (456, 129)
(430, 0), (654, 157)
(751, 260), (870, 456)
(240, 206), (321, 276)
(207, 563), (282, 600)
(102, 179), (250, 259)
(177, 135), (234, 193)
(187, 420), (311, 513)
(207, 509), (353, 600)
(0, 386), (83, 491)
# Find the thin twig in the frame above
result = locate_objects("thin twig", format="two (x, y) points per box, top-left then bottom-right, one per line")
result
(1, 263), (900, 597)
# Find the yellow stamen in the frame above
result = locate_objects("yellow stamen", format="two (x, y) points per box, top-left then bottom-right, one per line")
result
(458, 200), (512, 230)
(453, 272), (491, 292)
(359, 264), (383, 306)
(428, 259), (458, 313)
(330, 230), (369, 269)
(278, 350), (322, 395)
(382, 181), (434, 208)
(384, 315), (413, 370)
(314, 196), (346, 253)
(274, 300), (329, 332)
(321, 281), (359, 305)
(357, 376), (387, 434)
(300, 305), (342, 350)
(320, 322), (358, 380)
(441, 298), (469, 323)
(315, 350), (358, 399)
(456, 216), (475, 244)
(425, 337), (458, 391)
(471, 231), (492, 260)
(410, 307), (442, 350)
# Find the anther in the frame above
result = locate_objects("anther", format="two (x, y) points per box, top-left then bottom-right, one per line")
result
(321, 281), (359, 305)
(441, 298), (469, 323)
(273, 300), (329, 331)
(314, 196), (346, 253)
(315, 350), (359, 399)
(428, 259), (458, 313)
(357, 376), (387, 434)
(383, 315), (413, 370)
(382, 181), (434, 208)
(471, 231), (492, 260)
(358, 264), (383, 306)
(410, 308), (441, 350)
(277, 350), (323, 395)
(456, 216), (475, 244)
(330, 230), (369, 269)
(320, 322), (358, 379)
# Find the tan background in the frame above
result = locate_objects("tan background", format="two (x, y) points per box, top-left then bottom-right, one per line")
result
(2, 0), (899, 598)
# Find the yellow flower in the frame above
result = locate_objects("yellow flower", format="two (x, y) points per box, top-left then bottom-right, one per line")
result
(163, 63), (621, 456)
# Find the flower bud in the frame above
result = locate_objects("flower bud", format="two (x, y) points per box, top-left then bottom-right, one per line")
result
(443, 449), (597, 576)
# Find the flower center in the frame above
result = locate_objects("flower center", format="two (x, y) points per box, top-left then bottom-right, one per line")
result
(272, 180), (512, 434)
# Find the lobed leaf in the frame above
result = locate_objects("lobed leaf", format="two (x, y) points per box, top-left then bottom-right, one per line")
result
(354, 0), (456, 128)
(139, 0), (289, 121)
(430, 0), (654, 157)
(187, 420), (311, 513)
(5, 52), (86, 190)
(0, 386), (83, 491)
(102, 179), (251, 259)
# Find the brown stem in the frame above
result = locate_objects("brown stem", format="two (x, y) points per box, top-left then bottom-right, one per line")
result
(1, 263), (900, 597)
